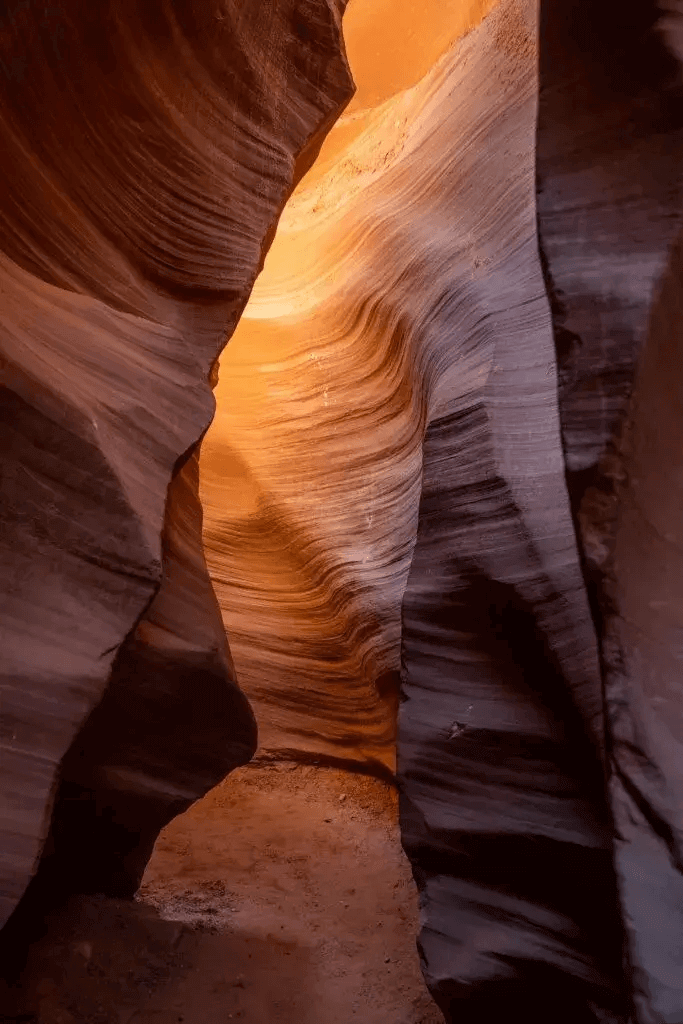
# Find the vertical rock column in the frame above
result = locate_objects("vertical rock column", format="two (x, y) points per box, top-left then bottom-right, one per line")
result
(606, 230), (683, 1024)
(537, 2), (683, 1020)
(398, 1), (628, 1020)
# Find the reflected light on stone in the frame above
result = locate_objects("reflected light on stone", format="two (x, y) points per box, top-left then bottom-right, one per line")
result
(199, 0), (500, 771)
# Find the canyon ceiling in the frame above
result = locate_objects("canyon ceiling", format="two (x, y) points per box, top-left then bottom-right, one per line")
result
(2, 1), (683, 1023)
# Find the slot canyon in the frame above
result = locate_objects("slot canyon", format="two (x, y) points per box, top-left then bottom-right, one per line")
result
(2, 1), (683, 1022)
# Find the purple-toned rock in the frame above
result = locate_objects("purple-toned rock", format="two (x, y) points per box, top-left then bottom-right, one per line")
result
(0, 0), (352, 924)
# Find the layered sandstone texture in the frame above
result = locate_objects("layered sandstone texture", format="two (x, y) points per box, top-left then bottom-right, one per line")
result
(199, 0), (498, 774)
(201, 1), (683, 1022)
(0, 0), (353, 926)
(394, 3), (624, 1021)
(3, 2), (683, 1024)
(203, 1), (615, 1021)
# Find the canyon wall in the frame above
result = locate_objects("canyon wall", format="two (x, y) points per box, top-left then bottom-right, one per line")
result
(3, 2), (683, 1023)
(396, 2), (626, 1020)
(538, 2), (683, 1020)
(0, 0), (353, 924)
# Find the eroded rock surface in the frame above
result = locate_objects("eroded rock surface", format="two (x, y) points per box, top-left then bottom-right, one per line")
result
(199, 0), (498, 775)
(539, 3), (683, 1020)
(200, 0), (637, 1019)
(0, 0), (353, 924)
(396, 2), (627, 1020)
(3, 2), (683, 1023)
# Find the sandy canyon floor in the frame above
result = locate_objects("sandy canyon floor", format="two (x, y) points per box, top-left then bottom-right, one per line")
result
(0, 764), (444, 1024)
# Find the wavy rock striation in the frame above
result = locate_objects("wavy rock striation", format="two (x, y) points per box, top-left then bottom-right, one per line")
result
(395, 3), (628, 1021)
(199, 0), (499, 776)
(3, 2), (683, 1022)
(200, 0), (631, 1019)
(0, 0), (353, 925)
(195, 0), (683, 1020)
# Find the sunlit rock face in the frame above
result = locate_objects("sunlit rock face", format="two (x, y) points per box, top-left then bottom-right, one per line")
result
(200, 0), (498, 772)
(0, 0), (353, 923)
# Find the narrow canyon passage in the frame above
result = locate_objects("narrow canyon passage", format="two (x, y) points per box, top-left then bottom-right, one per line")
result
(0, 766), (443, 1024)
(1, 1), (493, 1021)
(199, 0), (498, 771)
(4, 1), (683, 1023)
